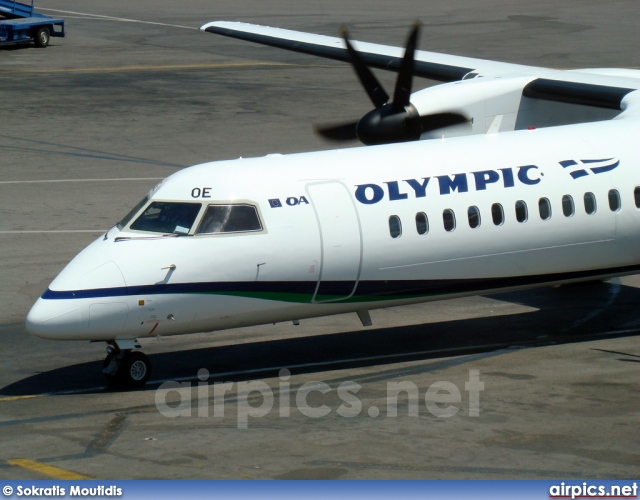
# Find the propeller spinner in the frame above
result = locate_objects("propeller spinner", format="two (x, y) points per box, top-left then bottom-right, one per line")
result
(315, 23), (467, 146)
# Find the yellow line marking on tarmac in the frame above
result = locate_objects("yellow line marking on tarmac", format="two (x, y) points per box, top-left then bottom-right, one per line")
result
(1, 62), (292, 74)
(0, 395), (41, 402)
(0, 62), (341, 75)
(7, 459), (91, 480)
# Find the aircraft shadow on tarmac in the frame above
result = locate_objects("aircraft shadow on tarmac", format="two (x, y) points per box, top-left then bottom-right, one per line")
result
(3, 281), (639, 396)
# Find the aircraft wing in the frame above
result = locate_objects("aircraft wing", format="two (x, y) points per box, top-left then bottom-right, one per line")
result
(202, 21), (639, 108)
(201, 21), (536, 82)
(202, 21), (640, 145)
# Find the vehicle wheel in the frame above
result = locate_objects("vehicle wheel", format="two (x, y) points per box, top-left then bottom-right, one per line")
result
(119, 351), (151, 387)
(34, 27), (50, 48)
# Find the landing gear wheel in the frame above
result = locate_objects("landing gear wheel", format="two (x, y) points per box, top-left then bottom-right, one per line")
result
(103, 350), (151, 388)
(34, 27), (50, 48)
(121, 351), (151, 387)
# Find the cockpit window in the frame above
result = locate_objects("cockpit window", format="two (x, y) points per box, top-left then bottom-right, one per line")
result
(196, 204), (262, 235)
(130, 202), (201, 234)
(117, 195), (149, 230)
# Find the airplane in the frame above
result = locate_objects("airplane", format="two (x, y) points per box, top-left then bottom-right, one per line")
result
(25, 20), (640, 388)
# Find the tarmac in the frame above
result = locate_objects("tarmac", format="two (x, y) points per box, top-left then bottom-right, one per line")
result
(0, 0), (638, 480)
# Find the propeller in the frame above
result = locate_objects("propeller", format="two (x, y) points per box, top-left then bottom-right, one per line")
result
(315, 23), (467, 146)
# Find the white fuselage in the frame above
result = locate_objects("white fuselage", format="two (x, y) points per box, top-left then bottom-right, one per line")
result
(25, 117), (640, 342)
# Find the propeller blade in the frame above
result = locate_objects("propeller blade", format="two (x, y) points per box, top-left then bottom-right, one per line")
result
(314, 120), (359, 141)
(315, 23), (452, 147)
(341, 26), (389, 108)
(392, 21), (422, 109)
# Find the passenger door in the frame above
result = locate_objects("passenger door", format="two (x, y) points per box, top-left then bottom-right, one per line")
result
(306, 182), (362, 302)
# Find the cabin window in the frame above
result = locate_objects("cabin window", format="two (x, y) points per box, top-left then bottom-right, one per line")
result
(130, 201), (201, 234)
(443, 209), (456, 232)
(389, 215), (402, 238)
(584, 192), (597, 214)
(608, 189), (621, 212)
(491, 203), (504, 226)
(634, 187), (640, 209)
(196, 204), (262, 234)
(538, 198), (551, 220)
(562, 195), (575, 217)
(415, 212), (429, 235)
(467, 206), (480, 229)
(515, 200), (528, 223)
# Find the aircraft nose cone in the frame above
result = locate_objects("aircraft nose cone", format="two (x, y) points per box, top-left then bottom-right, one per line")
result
(25, 297), (82, 339)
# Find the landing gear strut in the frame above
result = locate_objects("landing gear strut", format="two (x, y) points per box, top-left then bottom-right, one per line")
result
(103, 340), (151, 388)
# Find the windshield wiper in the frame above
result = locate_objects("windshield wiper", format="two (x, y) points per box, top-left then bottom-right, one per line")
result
(114, 232), (192, 242)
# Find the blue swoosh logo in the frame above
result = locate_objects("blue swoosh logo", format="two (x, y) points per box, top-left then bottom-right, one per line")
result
(559, 158), (619, 179)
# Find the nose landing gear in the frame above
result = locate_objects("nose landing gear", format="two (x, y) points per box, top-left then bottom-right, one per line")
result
(103, 339), (151, 388)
